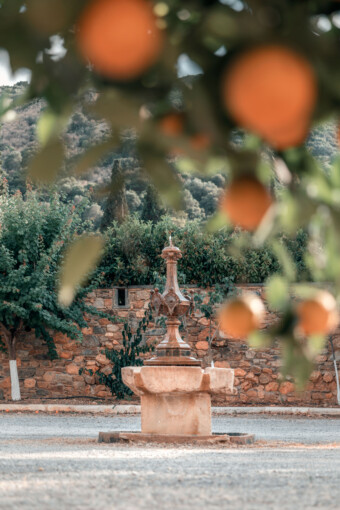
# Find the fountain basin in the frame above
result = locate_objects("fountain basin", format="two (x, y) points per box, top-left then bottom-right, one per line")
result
(122, 366), (234, 436)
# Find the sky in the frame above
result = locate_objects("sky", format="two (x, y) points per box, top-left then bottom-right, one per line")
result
(0, 50), (31, 86)
(0, 46), (201, 87)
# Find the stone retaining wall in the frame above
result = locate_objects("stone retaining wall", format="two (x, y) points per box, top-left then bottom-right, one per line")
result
(0, 285), (339, 405)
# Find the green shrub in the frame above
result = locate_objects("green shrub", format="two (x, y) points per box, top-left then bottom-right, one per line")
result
(99, 216), (309, 287)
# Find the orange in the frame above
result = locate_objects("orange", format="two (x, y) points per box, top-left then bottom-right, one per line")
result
(190, 133), (211, 150)
(219, 294), (265, 339)
(222, 45), (317, 149)
(159, 113), (184, 136)
(336, 121), (340, 148)
(76, 0), (164, 80)
(269, 118), (309, 150)
(296, 290), (338, 336)
(159, 114), (210, 153)
(220, 175), (273, 231)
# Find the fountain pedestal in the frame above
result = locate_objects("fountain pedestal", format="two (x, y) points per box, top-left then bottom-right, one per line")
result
(98, 238), (252, 445)
(122, 365), (234, 436)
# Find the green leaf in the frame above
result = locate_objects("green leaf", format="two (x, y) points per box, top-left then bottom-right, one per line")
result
(330, 155), (340, 188)
(36, 109), (69, 146)
(308, 334), (327, 357)
(89, 89), (140, 128)
(271, 239), (297, 282)
(247, 330), (271, 348)
(28, 139), (65, 184)
(205, 210), (229, 232)
(140, 151), (182, 209)
(266, 275), (289, 311)
(58, 235), (104, 306)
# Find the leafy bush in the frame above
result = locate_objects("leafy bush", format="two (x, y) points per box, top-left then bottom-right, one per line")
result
(99, 216), (309, 287)
(0, 185), (111, 399)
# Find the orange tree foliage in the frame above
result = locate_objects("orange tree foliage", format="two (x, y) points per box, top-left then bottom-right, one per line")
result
(1, 0), (340, 382)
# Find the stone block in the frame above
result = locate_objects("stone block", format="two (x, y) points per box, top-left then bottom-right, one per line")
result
(82, 327), (93, 335)
(84, 375), (95, 385)
(214, 361), (230, 368)
(197, 330), (209, 342)
(196, 341), (209, 350)
(107, 324), (120, 333)
(83, 335), (100, 347)
(309, 370), (321, 382)
(279, 381), (295, 395)
(43, 371), (56, 383)
(259, 374), (270, 385)
(59, 352), (71, 360)
(66, 364), (79, 375)
(54, 332), (70, 344)
(104, 299), (113, 308)
(35, 389), (49, 396)
(135, 310), (146, 318)
(0, 377), (11, 389)
(252, 366), (261, 375)
(96, 390), (111, 397)
(100, 365), (113, 376)
(265, 382), (279, 392)
(19, 368), (36, 379)
(99, 318), (111, 325)
(141, 393), (211, 436)
(323, 372), (333, 383)
(93, 298), (104, 309)
(96, 353), (110, 365)
(73, 356), (84, 364)
(135, 290), (150, 301)
(24, 378), (36, 388)
(241, 381), (252, 391)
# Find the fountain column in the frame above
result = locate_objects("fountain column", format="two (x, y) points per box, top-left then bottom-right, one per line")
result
(121, 238), (234, 438)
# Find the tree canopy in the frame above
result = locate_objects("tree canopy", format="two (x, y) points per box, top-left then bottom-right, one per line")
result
(0, 185), (108, 398)
(1, 0), (340, 381)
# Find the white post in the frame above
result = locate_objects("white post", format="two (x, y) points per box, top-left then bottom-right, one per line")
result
(9, 360), (21, 401)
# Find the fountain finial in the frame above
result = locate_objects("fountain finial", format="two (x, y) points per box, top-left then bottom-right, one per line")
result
(146, 237), (200, 366)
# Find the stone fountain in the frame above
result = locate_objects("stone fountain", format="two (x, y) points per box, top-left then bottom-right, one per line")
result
(99, 238), (246, 444)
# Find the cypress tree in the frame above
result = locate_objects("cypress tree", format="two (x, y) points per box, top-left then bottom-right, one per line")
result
(101, 160), (128, 230)
(141, 184), (165, 224)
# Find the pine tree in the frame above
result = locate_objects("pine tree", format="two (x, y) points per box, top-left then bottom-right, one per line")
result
(101, 160), (128, 230)
(141, 184), (165, 224)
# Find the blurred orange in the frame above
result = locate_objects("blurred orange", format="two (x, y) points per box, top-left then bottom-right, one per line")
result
(190, 133), (211, 150)
(220, 175), (273, 231)
(159, 113), (184, 136)
(77, 0), (164, 80)
(222, 45), (317, 149)
(159, 114), (210, 153)
(296, 291), (338, 336)
(219, 294), (265, 339)
(269, 118), (309, 150)
(336, 121), (340, 147)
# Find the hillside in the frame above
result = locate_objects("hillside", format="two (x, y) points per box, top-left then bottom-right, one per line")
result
(0, 83), (224, 225)
(0, 82), (337, 226)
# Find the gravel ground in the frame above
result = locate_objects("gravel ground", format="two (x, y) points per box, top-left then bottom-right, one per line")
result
(0, 414), (339, 510)
(0, 413), (339, 443)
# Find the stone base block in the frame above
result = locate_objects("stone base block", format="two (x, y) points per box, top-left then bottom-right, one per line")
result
(141, 392), (211, 436)
(98, 432), (255, 445)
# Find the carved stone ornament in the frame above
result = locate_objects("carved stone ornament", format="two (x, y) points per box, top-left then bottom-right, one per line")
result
(163, 288), (179, 316)
(146, 237), (200, 366)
